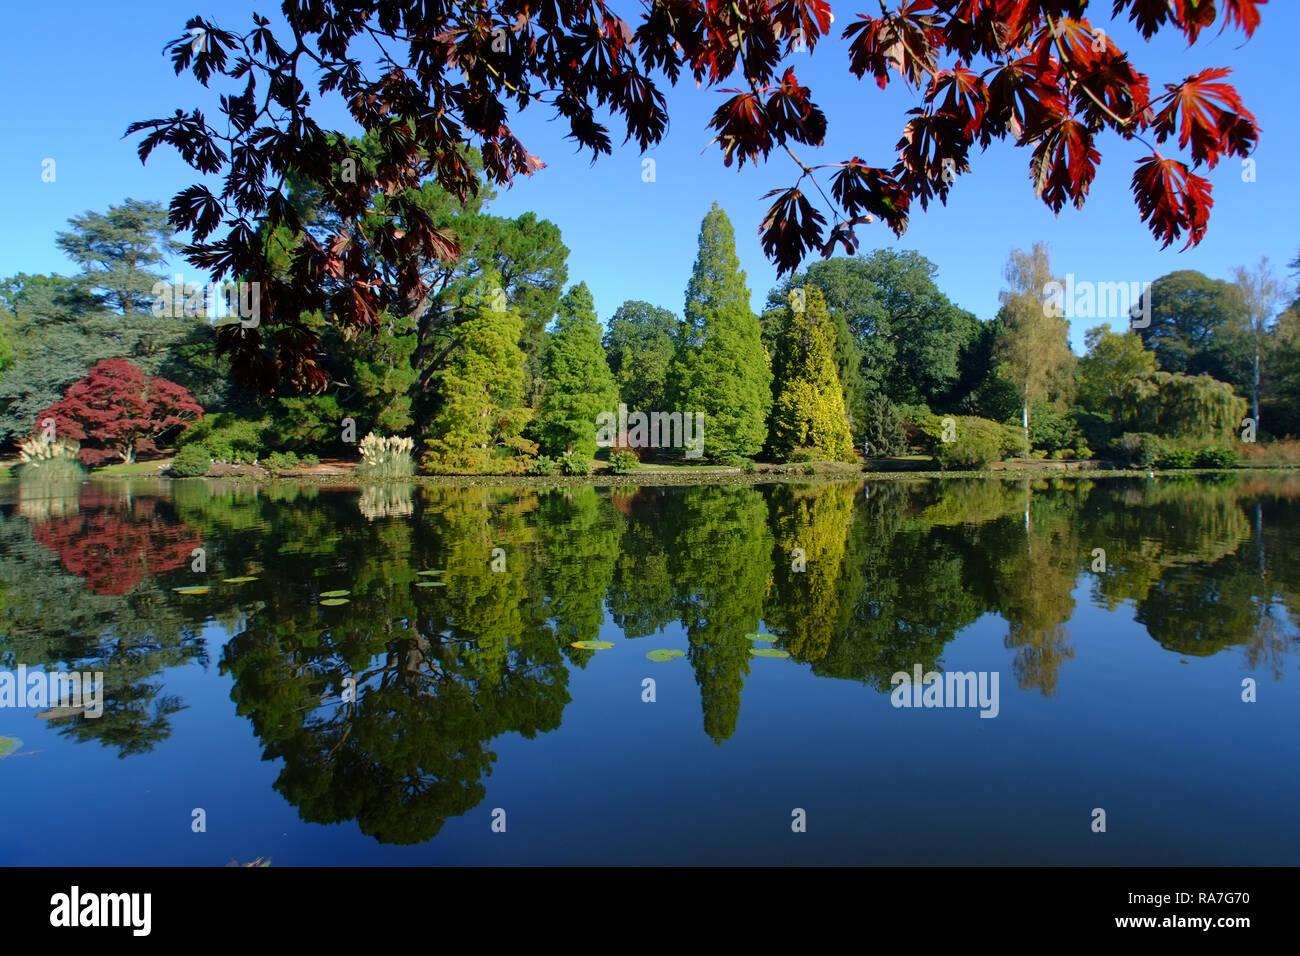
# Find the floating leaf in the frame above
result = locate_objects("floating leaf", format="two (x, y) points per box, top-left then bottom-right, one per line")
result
(417, 570), (445, 576)
(173, 586), (211, 595)
(320, 589), (350, 598)
(414, 580), (446, 587)
(646, 649), (685, 662)
(37, 707), (83, 720)
(750, 647), (789, 658)
(571, 640), (615, 650)
(320, 598), (350, 606)
(223, 576), (259, 583)
(0, 736), (21, 758)
(746, 632), (776, 642)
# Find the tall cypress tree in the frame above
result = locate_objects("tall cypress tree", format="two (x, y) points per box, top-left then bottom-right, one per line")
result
(668, 203), (771, 458)
(538, 282), (619, 459)
(768, 286), (856, 461)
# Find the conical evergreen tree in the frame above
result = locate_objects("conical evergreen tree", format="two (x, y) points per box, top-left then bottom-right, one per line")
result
(422, 274), (534, 473)
(768, 286), (855, 461)
(538, 282), (619, 459)
(667, 203), (772, 458)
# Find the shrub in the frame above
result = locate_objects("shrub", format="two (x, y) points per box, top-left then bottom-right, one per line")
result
(178, 413), (269, 464)
(265, 451), (307, 473)
(1028, 402), (1080, 453)
(788, 447), (818, 463)
(1155, 446), (1197, 469)
(999, 424), (1030, 459)
(1112, 432), (1162, 468)
(608, 450), (639, 474)
(559, 452), (592, 476)
(933, 416), (1020, 470)
(861, 393), (908, 456)
(168, 444), (211, 477)
(1195, 446), (1239, 468)
(300, 454), (320, 467)
(527, 455), (556, 476)
(358, 433), (415, 478)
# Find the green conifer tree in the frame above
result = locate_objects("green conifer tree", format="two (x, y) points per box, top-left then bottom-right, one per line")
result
(667, 203), (772, 458)
(537, 282), (619, 459)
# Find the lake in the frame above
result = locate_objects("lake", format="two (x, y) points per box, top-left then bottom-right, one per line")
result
(1, 474), (1297, 865)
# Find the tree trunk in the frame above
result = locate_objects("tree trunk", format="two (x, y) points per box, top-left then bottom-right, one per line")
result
(1253, 339), (1261, 431)
(1022, 384), (1030, 448)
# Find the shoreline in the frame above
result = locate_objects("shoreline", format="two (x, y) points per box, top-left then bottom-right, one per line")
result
(16, 462), (1299, 489)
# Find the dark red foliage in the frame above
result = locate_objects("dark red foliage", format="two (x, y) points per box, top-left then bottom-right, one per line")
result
(131, 0), (1266, 393)
(31, 492), (201, 596)
(37, 359), (204, 465)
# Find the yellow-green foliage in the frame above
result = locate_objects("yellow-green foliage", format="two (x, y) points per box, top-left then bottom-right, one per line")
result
(768, 287), (855, 462)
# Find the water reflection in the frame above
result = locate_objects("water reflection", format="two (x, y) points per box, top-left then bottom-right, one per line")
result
(2, 474), (1299, 839)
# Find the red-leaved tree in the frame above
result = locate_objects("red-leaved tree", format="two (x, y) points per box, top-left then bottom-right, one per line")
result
(36, 359), (204, 466)
(129, 0), (1267, 394)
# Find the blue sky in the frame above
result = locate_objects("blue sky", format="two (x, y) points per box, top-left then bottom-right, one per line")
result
(1, 1), (1295, 352)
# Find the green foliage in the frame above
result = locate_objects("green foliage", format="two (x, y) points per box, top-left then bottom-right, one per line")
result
(1028, 402), (1080, 453)
(177, 413), (269, 464)
(265, 451), (302, 472)
(527, 455), (556, 476)
(1155, 445), (1198, 469)
(423, 277), (536, 474)
(668, 204), (772, 457)
(1145, 371), (1247, 440)
(768, 287), (856, 462)
(558, 452), (592, 476)
(537, 282), (619, 459)
(607, 450), (639, 473)
(1111, 432), (1162, 468)
(54, 199), (178, 314)
(168, 444), (212, 477)
(994, 243), (1075, 435)
(603, 300), (678, 412)
(769, 251), (978, 410)
(1195, 446), (1240, 468)
(934, 416), (1021, 470)
(861, 393), (908, 456)
(1139, 270), (1247, 380)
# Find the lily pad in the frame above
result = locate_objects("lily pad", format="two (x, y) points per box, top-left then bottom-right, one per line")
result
(750, 647), (789, 658)
(0, 737), (21, 758)
(173, 586), (211, 595)
(417, 570), (445, 576)
(414, 580), (446, 587)
(223, 576), (259, 583)
(320, 598), (350, 606)
(320, 589), (351, 598)
(646, 649), (685, 662)
(746, 632), (776, 642)
(571, 640), (615, 650)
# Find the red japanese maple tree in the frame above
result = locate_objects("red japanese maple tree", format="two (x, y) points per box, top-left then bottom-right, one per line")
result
(37, 359), (204, 466)
(129, 0), (1267, 394)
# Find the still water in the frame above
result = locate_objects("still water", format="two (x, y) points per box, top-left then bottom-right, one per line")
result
(1, 475), (1297, 865)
